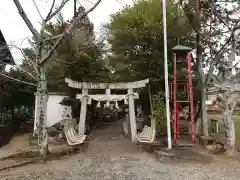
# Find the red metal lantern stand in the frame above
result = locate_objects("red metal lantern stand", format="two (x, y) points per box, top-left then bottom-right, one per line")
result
(171, 53), (195, 143)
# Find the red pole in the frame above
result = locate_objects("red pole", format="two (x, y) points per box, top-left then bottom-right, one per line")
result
(176, 103), (180, 138)
(186, 53), (195, 142)
(173, 53), (177, 142)
(170, 83), (172, 102)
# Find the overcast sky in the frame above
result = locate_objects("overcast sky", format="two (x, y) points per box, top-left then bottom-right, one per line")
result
(0, 0), (132, 64)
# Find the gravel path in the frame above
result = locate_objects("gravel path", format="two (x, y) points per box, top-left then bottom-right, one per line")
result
(1, 125), (240, 180)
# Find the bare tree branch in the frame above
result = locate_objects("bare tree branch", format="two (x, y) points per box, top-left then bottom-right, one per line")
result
(45, 0), (56, 21)
(209, 1), (230, 29)
(0, 72), (37, 86)
(32, 0), (44, 20)
(205, 44), (231, 85)
(46, 0), (70, 22)
(18, 38), (40, 76)
(5, 43), (40, 76)
(37, 1), (71, 63)
(43, 26), (85, 43)
(233, 60), (240, 69)
(13, 64), (37, 80)
(43, 33), (64, 42)
(41, 0), (102, 64)
(0, 45), (38, 82)
(13, 0), (40, 41)
(205, 12), (240, 85)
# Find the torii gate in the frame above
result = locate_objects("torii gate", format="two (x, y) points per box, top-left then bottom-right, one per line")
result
(65, 78), (149, 142)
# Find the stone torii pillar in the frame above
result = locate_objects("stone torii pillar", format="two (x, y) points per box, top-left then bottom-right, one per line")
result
(78, 89), (88, 135)
(128, 88), (137, 142)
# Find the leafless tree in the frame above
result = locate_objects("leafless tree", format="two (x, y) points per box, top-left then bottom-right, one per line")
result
(181, 0), (240, 154)
(11, 0), (102, 161)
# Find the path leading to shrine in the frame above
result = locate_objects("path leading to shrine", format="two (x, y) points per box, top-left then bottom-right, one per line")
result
(1, 123), (240, 180)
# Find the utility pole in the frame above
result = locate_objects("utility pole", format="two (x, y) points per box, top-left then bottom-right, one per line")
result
(161, 0), (172, 150)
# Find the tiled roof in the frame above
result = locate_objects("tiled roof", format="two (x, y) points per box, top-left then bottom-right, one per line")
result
(0, 30), (15, 65)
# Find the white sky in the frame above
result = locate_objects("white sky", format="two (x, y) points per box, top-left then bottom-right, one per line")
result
(0, 0), (133, 64)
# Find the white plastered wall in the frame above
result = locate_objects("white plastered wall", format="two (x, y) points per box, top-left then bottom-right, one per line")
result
(33, 93), (71, 134)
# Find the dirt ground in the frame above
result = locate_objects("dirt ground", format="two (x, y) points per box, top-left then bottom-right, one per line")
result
(1, 123), (240, 180)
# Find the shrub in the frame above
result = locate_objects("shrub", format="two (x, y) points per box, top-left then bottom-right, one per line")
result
(0, 111), (12, 126)
(152, 91), (166, 128)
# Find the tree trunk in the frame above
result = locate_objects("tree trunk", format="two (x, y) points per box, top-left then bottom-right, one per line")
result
(37, 66), (48, 161)
(196, 54), (209, 137)
(201, 87), (209, 137)
(194, 101), (201, 135)
(193, 97), (202, 137)
(195, 0), (209, 137)
(220, 33), (238, 155)
(222, 101), (236, 155)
